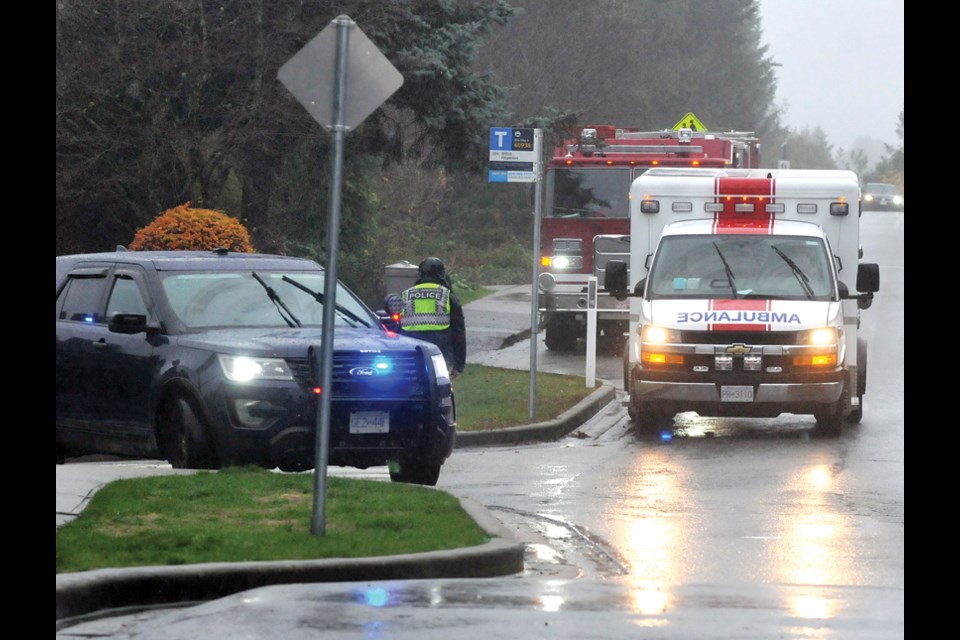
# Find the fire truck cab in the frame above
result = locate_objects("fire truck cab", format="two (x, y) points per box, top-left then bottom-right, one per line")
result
(538, 125), (760, 352)
(604, 167), (880, 436)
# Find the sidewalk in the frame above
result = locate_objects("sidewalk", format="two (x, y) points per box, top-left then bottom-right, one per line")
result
(462, 283), (535, 355)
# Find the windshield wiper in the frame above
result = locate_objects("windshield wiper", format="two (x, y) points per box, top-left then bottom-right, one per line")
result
(252, 272), (301, 327)
(712, 242), (739, 298)
(770, 246), (814, 299)
(281, 276), (371, 328)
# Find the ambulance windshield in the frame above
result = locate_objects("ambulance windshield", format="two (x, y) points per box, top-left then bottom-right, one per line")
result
(647, 235), (834, 301)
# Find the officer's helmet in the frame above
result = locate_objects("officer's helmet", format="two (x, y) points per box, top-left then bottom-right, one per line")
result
(418, 257), (446, 280)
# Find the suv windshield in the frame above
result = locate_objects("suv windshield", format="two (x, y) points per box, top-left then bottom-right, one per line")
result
(161, 271), (373, 329)
(647, 235), (834, 301)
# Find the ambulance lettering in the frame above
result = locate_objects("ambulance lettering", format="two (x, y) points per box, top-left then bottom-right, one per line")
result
(678, 310), (799, 324)
(676, 300), (800, 330)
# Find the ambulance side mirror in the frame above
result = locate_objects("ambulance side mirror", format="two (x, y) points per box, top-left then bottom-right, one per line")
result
(839, 263), (879, 310)
(856, 263), (880, 293)
(855, 263), (880, 310)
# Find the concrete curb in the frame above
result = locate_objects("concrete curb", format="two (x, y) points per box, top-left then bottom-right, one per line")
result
(455, 382), (617, 447)
(56, 496), (524, 624)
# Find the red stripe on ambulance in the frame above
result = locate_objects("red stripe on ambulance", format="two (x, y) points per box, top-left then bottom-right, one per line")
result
(711, 176), (777, 235)
(707, 298), (772, 331)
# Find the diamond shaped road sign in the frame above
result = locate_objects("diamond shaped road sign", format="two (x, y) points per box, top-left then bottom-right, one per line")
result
(278, 16), (403, 131)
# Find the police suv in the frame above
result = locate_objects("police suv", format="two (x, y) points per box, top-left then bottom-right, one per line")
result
(55, 249), (456, 485)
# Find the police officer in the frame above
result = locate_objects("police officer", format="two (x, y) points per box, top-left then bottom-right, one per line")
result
(399, 257), (466, 379)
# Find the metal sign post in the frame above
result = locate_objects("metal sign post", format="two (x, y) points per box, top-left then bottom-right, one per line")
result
(529, 133), (542, 420)
(488, 127), (542, 420)
(278, 15), (402, 536)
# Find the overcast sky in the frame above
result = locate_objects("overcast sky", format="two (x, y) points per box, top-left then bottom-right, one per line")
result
(757, 0), (904, 151)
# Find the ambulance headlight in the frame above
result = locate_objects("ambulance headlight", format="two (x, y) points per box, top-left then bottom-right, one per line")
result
(641, 325), (682, 345)
(793, 327), (840, 367)
(798, 327), (838, 346)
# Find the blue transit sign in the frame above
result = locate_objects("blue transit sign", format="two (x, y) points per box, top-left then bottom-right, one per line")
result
(489, 128), (535, 156)
(489, 127), (538, 183)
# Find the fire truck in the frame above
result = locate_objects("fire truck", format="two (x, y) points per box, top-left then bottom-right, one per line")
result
(603, 167), (880, 436)
(537, 123), (761, 351)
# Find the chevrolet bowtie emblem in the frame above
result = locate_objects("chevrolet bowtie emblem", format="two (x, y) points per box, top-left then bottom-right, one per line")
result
(725, 344), (753, 355)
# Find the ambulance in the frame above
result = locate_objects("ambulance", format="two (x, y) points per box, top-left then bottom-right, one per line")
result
(603, 167), (880, 436)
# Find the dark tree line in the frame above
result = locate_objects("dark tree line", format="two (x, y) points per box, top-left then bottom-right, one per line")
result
(57, 0), (795, 300)
(57, 1), (516, 255)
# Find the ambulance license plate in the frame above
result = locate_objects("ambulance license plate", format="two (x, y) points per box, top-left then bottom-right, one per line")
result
(721, 386), (753, 402)
(349, 411), (390, 434)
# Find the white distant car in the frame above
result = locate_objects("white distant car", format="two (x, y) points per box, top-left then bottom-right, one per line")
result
(862, 182), (904, 211)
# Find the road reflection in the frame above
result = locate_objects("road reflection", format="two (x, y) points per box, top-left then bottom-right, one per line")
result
(774, 461), (851, 621)
(599, 433), (860, 629)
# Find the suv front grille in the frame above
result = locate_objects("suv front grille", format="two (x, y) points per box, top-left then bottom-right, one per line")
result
(286, 351), (427, 398)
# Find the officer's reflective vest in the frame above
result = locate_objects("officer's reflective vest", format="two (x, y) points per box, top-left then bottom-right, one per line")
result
(400, 283), (451, 331)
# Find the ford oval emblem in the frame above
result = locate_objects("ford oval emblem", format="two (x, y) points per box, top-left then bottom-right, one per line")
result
(349, 367), (377, 377)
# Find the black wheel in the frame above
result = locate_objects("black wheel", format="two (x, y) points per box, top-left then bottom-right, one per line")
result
(599, 324), (627, 356)
(846, 399), (863, 424)
(814, 408), (842, 437)
(544, 317), (578, 351)
(634, 404), (668, 435)
(158, 396), (218, 469)
(813, 383), (848, 438)
(847, 338), (867, 424)
(622, 343), (632, 393)
(389, 457), (441, 486)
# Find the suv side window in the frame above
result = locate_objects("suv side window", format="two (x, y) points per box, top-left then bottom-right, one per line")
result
(105, 274), (151, 321)
(57, 270), (109, 324)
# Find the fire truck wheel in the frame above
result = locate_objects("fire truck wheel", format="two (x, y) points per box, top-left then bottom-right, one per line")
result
(544, 320), (577, 351)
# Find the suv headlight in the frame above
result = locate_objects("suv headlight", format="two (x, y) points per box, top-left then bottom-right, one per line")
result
(431, 353), (451, 383)
(218, 355), (294, 382)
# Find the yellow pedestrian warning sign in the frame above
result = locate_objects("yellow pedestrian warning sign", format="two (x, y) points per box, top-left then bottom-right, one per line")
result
(672, 112), (708, 132)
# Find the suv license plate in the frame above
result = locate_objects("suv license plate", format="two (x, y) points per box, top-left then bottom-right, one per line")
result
(721, 386), (754, 402)
(349, 411), (390, 434)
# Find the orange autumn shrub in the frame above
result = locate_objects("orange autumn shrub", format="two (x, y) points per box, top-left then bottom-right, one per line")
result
(129, 202), (254, 252)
